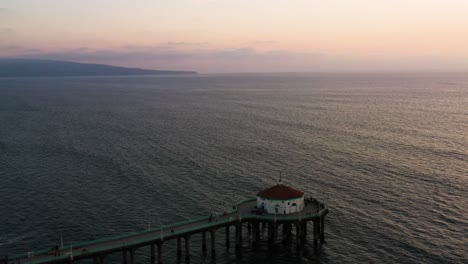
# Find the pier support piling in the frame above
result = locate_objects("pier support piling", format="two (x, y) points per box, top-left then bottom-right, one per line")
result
(313, 220), (319, 247)
(150, 244), (155, 264)
(303, 222), (308, 240)
(225, 226), (230, 248)
(202, 232), (207, 253)
(255, 222), (260, 243)
(295, 223), (302, 250)
(158, 242), (163, 264)
(177, 237), (182, 257)
(239, 223), (243, 243)
(235, 224), (241, 249)
(282, 223), (287, 244)
(123, 250), (128, 264)
(185, 235), (191, 260)
(210, 229), (216, 254)
(129, 248), (135, 264)
(320, 217), (325, 244)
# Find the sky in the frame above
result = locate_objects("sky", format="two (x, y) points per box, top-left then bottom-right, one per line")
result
(1, 0), (468, 73)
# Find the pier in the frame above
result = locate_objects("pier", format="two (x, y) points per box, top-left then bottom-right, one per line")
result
(4, 184), (328, 264)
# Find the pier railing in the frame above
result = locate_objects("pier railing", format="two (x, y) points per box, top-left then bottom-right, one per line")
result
(8, 197), (327, 263)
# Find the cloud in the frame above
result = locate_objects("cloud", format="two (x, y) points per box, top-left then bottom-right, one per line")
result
(7, 45), (468, 73)
(0, 8), (15, 19)
(251, 40), (278, 45)
(8, 46), (328, 72)
(124, 42), (209, 52)
(0, 45), (23, 51)
(158, 42), (208, 47)
(0, 27), (15, 36)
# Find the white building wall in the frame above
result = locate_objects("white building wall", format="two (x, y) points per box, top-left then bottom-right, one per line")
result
(256, 196), (304, 214)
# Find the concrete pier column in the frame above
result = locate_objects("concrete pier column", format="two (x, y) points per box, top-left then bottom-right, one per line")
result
(313, 219), (319, 247)
(251, 222), (257, 244)
(185, 235), (191, 260)
(239, 223), (243, 243)
(202, 232), (207, 253)
(210, 229), (216, 254)
(269, 222), (277, 244)
(273, 222), (278, 243)
(150, 244), (156, 264)
(303, 222), (308, 239)
(282, 223), (287, 244)
(93, 256), (99, 264)
(320, 217), (325, 243)
(99, 255), (106, 264)
(129, 248), (135, 264)
(225, 226), (230, 248)
(295, 223), (302, 250)
(123, 250), (128, 264)
(255, 222), (260, 241)
(235, 224), (241, 249)
(267, 222), (273, 243)
(157, 242), (163, 264)
(177, 237), (182, 257)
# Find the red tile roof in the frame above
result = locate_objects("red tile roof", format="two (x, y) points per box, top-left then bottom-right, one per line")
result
(257, 184), (304, 200)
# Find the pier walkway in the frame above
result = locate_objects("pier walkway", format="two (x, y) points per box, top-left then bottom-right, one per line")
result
(6, 198), (328, 264)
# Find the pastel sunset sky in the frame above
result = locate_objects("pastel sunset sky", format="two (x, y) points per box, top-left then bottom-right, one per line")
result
(1, 0), (468, 72)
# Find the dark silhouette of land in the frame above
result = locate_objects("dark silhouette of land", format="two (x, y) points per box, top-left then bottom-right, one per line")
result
(0, 59), (196, 77)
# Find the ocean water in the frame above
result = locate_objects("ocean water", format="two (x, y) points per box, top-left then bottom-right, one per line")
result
(0, 73), (467, 263)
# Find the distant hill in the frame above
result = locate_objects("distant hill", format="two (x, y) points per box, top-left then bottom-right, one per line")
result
(0, 59), (196, 77)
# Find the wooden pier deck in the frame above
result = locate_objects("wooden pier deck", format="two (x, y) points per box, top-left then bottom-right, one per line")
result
(5, 198), (328, 264)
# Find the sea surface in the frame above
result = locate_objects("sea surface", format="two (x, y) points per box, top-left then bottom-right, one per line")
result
(0, 73), (467, 263)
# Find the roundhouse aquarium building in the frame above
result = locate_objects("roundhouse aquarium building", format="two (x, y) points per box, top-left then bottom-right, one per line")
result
(256, 182), (305, 214)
